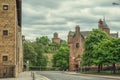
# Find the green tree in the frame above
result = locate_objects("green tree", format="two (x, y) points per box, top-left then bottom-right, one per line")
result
(36, 36), (50, 45)
(99, 37), (120, 73)
(81, 29), (109, 72)
(52, 46), (69, 70)
(34, 39), (48, 67)
(36, 36), (51, 53)
(23, 39), (48, 67)
(23, 40), (37, 66)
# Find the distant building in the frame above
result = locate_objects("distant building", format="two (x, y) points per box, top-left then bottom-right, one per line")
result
(0, 0), (23, 77)
(52, 32), (61, 44)
(68, 19), (118, 71)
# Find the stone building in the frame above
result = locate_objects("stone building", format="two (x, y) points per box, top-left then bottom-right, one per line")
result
(52, 32), (61, 44)
(68, 19), (118, 71)
(0, 0), (23, 78)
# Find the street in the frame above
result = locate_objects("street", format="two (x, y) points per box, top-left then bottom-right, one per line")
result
(36, 71), (119, 80)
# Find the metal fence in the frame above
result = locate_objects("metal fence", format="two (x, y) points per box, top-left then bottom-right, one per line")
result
(0, 65), (15, 78)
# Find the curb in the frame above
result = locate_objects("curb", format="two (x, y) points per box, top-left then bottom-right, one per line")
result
(64, 72), (120, 80)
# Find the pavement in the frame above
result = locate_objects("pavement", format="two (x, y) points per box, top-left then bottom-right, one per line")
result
(0, 71), (119, 80)
(64, 71), (120, 80)
(0, 71), (49, 80)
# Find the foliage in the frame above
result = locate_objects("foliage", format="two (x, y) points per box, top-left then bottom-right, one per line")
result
(23, 41), (37, 66)
(23, 37), (49, 67)
(24, 36), (68, 69)
(81, 29), (120, 73)
(36, 36), (50, 45)
(101, 38), (120, 63)
(81, 29), (109, 66)
(52, 46), (69, 70)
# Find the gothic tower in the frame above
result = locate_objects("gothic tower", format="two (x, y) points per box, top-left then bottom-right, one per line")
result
(0, 0), (23, 77)
(98, 18), (110, 34)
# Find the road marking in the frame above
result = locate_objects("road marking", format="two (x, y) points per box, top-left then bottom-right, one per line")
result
(36, 75), (50, 80)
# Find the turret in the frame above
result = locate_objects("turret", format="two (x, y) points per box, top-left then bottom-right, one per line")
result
(98, 19), (103, 30)
(98, 18), (110, 35)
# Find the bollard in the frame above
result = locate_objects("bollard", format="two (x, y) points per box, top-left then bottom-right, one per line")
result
(32, 72), (35, 80)
(31, 72), (33, 77)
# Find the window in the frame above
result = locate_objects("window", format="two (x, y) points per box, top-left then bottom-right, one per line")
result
(3, 56), (8, 61)
(3, 30), (8, 36)
(76, 43), (79, 48)
(3, 5), (8, 10)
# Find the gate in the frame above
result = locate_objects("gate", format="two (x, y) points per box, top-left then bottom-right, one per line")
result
(0, 65), (15, 78)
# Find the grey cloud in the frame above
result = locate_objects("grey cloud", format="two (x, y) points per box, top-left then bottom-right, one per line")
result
(22, 0), (120, 40)
(23, 0), (62, 9)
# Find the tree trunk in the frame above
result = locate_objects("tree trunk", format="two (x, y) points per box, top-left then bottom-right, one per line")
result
(113, 63), (116, 74)
(98, 64), (101, 73)
(100, 64), (103, 71)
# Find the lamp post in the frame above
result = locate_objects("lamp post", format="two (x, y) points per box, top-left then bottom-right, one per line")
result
(112, 0), (120, 5)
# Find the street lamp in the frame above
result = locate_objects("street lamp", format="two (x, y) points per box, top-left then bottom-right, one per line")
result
(112, 0), (120, 5)
(112, 2), (119, 5)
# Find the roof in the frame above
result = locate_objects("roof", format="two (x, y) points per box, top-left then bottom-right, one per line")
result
(102, 18), (109, 29)
(81, 31), (91, 38)
(68, 31), (91, 38)
(110, 33), (118, 38)
(68, 31), (118, 38)
(68, 31), (75, 36)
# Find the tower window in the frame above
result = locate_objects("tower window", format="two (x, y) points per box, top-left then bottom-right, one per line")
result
(3, 30), (8, 36)
(3, 5), (8, 10)
(76, 43), (79, 48)
(3, 56), (8, 61)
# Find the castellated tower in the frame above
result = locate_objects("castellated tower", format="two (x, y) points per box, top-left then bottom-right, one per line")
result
(0, 0), (23, 78)
(52, 32), (61, 44)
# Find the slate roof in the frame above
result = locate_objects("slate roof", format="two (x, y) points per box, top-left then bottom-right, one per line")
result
(68, 31), (75, 36)
(68, 31), (91, 38)
(81, 31), (91, 38)
(110, 33), (118, 38)
(68, 31), (118, 38)
(102, 18), (109, 28)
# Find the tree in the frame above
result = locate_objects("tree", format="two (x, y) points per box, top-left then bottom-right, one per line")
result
(52, 46), (69, 70)
(34, 38), (48, 67)
(23, 40), (37, 66)
(23, 39), (48, 67)
(36, 36), (50, 46)
(81, 29), (109, 72)
(99, 37), (120, 73)
(36, 36), (52, 53)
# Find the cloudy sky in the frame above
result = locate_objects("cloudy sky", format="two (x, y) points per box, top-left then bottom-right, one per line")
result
(22, 0), (120, 41)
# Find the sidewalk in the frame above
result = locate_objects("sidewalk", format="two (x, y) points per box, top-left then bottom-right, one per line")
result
(0, 71), (49, 80)
(0, 71), (32, 80)
(65, 71), (120, 79)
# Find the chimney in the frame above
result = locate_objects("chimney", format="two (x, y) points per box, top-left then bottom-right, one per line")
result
(75, 25), (80, 33)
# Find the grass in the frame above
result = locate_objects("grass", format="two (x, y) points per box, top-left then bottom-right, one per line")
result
(81, 71), (120, 76)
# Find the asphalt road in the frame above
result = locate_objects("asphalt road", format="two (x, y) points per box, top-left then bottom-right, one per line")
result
(36, 71), (119, 80)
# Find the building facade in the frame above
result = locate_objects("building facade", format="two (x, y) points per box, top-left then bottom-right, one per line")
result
(0, 0), (23, 77)
(68, 19), (118, 71)
(68, 26), (84, 71)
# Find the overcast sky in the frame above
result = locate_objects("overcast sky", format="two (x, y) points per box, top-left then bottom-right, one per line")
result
(22, 0), (120, 41)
